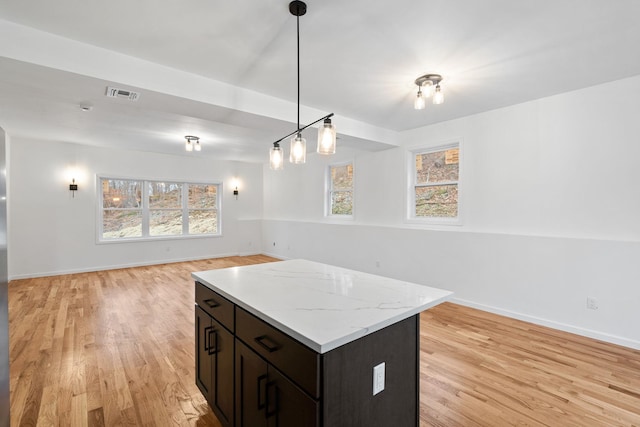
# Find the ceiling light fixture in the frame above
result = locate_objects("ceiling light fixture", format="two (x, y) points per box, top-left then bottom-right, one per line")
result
(269, 1), (336, 170)
(185, 135), (201, 152)
(414, 74), (444, 109)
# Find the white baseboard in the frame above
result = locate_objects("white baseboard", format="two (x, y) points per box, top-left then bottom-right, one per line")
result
(9, 252), (240, 281)
(451, 297), (640, 350)
(261, 251), (290, 260)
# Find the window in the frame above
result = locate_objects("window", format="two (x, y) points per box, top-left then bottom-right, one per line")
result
(100, 177), (220, 241)
(409, 143), (460, 221)
(327, 162), (354, 216)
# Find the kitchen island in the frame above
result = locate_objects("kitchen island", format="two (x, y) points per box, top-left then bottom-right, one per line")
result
(192, 259), (452, 427)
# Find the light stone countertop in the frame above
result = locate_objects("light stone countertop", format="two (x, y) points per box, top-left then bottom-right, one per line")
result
(192, 259), (453, 353)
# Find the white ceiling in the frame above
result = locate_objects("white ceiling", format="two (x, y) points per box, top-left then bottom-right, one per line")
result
(1, 0), (639, 162)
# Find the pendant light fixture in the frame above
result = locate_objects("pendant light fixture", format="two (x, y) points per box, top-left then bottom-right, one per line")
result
(413, 74), (444, 109)
(269, 1), (337, 170)
(270, 141), (284, 170)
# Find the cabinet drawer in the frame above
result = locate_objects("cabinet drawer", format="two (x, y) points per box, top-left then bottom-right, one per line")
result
(195, 282), (234, 332)
(236, 307), (320, 399)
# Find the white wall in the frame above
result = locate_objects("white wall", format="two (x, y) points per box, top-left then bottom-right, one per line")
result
(262, 75), (640, 349)
(9, 138), (263, 279)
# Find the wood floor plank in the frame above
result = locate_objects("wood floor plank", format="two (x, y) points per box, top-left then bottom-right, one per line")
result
(9, 255), (640, 426)
(420, 302), (640, 427)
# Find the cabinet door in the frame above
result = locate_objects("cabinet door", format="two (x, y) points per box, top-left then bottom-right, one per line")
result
(195, 305), (213, 399)
(235, 340), (268, 427)
(266, 367), (319, 427)
(210, 319), (234, 426)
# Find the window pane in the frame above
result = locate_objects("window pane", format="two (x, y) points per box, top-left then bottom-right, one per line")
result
(102, 179), (142, 208)
(149, 182), (182, 209)
(189, 184), (217, 209)
(149, 210), (182, 236)
(331, 164), (353, 190)
(415, 185), (458, 218)
(331, 191), (353, 215)
(102, 210), (142, 238)
(189, 210), (218, 234)
(415, 148), (459, 184)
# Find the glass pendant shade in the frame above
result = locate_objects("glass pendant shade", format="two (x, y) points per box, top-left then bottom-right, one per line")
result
(317, 118), (336, 154)
(414, 89), (426, 110)
(194, 141), (201, 151)
(433, 84), (444, 105)
(270, 143), (284, 170)
(185, 140), (193, 152)
(290, 134), (306, 164)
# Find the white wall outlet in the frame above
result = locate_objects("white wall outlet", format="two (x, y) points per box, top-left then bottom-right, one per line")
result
(587, 297), (598, 310)
(373, 362), (385, 395)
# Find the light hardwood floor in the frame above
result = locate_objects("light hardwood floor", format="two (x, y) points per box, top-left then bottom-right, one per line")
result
(8, 256), (640, 426)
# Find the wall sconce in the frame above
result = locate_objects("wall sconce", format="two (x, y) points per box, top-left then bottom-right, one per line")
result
(232, 178), (240, 200)
(69, 178), (78, 197)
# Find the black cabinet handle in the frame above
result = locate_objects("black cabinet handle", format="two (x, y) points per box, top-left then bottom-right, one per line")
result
(265, 380), (278, 418)
(203, 326), (212, 352)
(203, 298), (220, 308)
(254, 335), (280, 353)
(208, 328), (218, 355)
(257, 374), (267, 410)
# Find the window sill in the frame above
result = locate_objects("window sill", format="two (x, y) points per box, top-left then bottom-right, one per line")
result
(97, 233), (222, 244)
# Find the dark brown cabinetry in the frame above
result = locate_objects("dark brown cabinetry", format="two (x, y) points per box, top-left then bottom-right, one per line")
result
(195, 281), (419, 427)
(195, 285), (235, 427)
(235, 336), (318, 427)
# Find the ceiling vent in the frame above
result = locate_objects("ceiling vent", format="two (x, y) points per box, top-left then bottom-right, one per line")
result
(105, 86), (140, 101)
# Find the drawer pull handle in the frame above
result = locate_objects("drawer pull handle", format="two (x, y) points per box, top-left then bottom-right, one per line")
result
(254, 335), (280, 353)
(203, 326), (212, 352)
(203, 298), (220, 308)
(210, 329), (218, 355)
(265, 380), (278, 418)
(257, 374), (267, 410)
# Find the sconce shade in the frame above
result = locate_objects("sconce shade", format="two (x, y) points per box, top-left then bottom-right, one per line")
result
(317, 118), (336, 154)
(290, 134), (306, 164)
(270, 142), (284, 170)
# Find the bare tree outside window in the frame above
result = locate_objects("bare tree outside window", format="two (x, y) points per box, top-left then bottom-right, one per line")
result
(329, 163), (353, 216)
(102, 179), (143, 238)
(100, 178), (220, 240)
(413, 146), (459, 218)
(188, 184), (218, 234)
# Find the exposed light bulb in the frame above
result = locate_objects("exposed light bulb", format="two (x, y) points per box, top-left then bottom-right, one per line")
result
(270, 143), (284, 170)
(194, 141), (201, 151)
(433, 84), (444, 105)
(414, 89), (426, 110)
(423, 82), (434, 98)
(290, 134), (306, 164)
(185, 140), (193, 152)
(317, 118), (336, 154)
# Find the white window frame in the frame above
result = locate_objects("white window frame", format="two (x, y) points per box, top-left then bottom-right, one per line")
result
(406, 140), (462, 225)
(97, 175), (222, 243)
(326, 161), (354, 219)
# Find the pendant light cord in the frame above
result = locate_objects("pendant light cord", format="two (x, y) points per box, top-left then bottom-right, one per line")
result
(296, 11), (301, 136)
